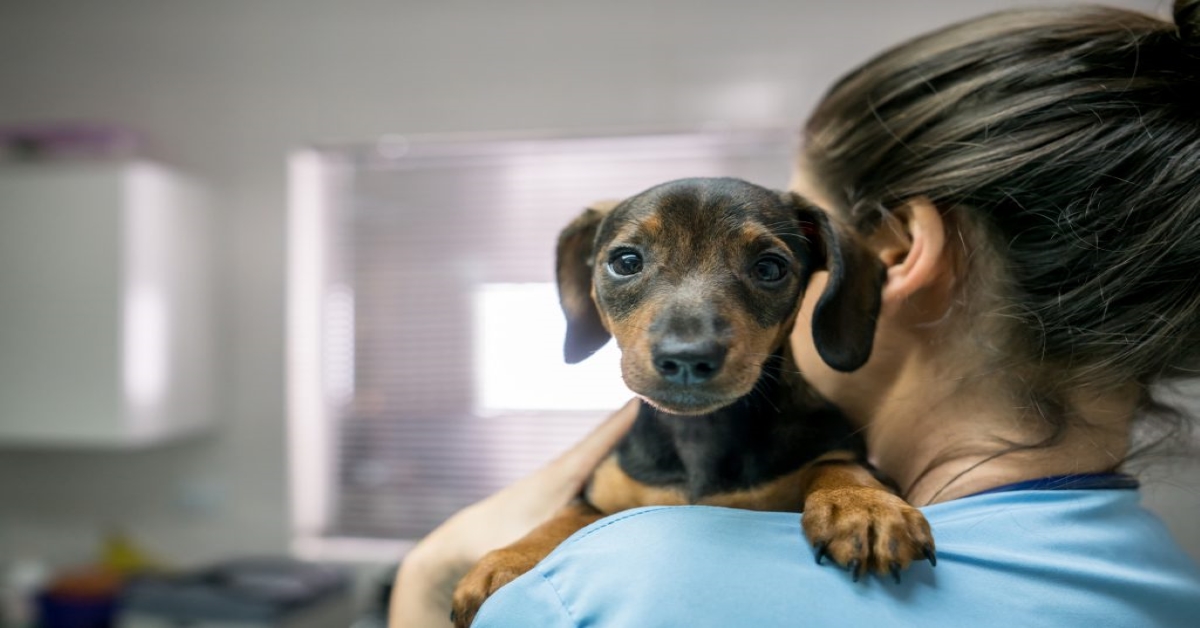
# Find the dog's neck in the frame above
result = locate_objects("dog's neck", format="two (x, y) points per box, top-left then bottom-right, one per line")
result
(615, 352), (857, 502)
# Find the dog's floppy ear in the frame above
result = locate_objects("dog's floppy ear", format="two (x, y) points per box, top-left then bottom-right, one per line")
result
(786, 193), (885, 372)
(556, 200), (618, 364)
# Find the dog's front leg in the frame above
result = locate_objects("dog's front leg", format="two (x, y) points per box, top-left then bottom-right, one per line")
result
(451, 500), (603, 627)
(798, 451), (936, 582)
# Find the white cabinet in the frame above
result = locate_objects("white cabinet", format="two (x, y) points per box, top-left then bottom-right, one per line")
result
(0, 161), (213, 447)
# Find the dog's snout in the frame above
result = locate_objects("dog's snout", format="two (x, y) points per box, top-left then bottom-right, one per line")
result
(652, 338), (727, 385)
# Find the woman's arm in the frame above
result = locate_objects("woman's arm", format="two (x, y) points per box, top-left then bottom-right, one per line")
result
(388, 399), (638, 628)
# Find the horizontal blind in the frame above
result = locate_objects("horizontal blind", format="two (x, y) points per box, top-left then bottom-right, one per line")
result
(299, 129), (794, 541)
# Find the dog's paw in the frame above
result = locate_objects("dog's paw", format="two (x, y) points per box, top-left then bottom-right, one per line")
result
(451, 547), (539, 628)
(801, 486), (936, 583)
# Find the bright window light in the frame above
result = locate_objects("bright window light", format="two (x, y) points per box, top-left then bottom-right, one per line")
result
(473, 282), (631, 412)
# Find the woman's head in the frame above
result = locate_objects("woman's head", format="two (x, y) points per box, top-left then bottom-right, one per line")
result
(799, 1), (1200, 402)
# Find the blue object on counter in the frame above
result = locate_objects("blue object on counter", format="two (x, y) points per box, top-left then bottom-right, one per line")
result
(36, 592), (117, 628)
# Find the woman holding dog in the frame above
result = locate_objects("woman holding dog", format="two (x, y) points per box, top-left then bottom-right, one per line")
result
(392, 2), (1200, 625)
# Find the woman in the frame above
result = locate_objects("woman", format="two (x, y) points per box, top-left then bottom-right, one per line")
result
(392, 2), (1200, 625)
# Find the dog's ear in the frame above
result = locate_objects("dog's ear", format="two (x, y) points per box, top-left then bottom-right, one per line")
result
(556, 200), (618, 364)
(785, 192), (885, 372)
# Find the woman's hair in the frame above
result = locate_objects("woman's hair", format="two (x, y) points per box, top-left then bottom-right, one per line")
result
(803, 1), (1200, 402)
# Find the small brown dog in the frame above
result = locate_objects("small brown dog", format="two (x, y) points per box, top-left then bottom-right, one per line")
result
(451, 177), (934, 627)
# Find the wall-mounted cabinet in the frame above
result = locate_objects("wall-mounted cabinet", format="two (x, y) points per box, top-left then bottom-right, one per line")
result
(0, 161), (213, 447)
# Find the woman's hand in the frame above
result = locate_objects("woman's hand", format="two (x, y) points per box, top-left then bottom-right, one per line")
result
(389, 399), (639, 628)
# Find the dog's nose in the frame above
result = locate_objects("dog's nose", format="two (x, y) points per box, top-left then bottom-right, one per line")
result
(652, 338), (727, 385)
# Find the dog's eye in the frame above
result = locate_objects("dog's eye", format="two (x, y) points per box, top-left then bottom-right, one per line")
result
(753, 256), (788, 283)
(608, 251), (643, 277)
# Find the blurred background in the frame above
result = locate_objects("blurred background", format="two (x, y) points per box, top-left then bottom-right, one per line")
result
(0, 0), (1195, 625)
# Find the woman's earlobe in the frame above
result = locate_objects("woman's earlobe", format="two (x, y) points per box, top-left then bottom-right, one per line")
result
(878, 197), (948, 302)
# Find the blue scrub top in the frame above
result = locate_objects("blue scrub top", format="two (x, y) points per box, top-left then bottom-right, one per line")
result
(474, 487), (1200, 627)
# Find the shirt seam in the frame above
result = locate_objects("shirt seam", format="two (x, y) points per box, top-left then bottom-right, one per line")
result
(569, 506), (676, 544)
(537, 565), (581, 627)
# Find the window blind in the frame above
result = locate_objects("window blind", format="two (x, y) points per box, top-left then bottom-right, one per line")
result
(289, 129), (795, 542)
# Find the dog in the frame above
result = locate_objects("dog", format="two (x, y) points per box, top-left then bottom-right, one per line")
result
(450, 177), (935, 627)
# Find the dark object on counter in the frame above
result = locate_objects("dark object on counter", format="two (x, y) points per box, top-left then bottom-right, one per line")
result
(0, 123), (140, 161)
(118, 558), (352, 628)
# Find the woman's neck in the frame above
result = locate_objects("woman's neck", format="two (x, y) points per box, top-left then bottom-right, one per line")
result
(862, 357), (1134, 506)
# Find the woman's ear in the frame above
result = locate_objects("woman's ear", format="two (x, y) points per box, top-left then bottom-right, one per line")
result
(871, 197), (948, 304)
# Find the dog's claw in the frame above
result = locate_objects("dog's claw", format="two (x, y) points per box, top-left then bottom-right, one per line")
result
(814, 542), (830, 565)
(848, 559), (862, 582)
(889, 562), (902, 584)
(923, 545), (938, 567)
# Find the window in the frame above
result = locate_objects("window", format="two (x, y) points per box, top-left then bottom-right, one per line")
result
(287, 129), (794, 558)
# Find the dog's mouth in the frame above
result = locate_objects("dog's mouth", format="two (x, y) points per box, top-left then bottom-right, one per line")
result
(631, 369), (767, 415)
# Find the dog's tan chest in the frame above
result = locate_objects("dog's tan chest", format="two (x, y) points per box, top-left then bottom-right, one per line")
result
(586, 453), (815, 514)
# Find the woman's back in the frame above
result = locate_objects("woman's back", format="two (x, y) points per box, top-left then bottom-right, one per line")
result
(476, 485), (1200, 627)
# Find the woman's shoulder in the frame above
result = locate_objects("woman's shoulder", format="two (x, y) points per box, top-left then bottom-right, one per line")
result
(474, 490), (1200, 627)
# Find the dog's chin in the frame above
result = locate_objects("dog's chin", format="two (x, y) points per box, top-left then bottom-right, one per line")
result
(636, 389), (742, 416)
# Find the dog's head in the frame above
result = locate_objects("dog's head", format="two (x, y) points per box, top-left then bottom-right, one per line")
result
(556, 177), (882, 416)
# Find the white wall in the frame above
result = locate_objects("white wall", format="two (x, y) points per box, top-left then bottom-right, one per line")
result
(1, 0), (1195, 576)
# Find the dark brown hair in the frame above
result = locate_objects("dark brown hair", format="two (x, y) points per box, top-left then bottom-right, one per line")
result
(804, 1), (1200, 401)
